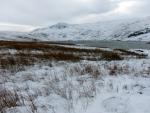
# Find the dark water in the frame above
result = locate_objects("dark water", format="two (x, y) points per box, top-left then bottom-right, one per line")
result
(57, 40), (150, 49)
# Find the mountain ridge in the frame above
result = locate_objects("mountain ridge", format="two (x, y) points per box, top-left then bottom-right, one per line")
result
(31, 17), (150, 41)
(0, 17), (150, 41)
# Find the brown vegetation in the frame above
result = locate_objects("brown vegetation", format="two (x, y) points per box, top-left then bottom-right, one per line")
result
(68, 64), (101, 78)
(0, 88), (20, 112)
(0, 41), (147, 70)
(114, 49), (148, 58)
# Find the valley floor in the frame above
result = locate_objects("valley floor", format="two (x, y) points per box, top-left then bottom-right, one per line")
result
(0, 42), (150, 113)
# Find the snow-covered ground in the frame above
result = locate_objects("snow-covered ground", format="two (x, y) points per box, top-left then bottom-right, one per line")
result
(1, 49), (150, 113)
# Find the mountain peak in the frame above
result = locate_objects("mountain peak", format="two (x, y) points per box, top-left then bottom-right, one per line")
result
(49, 22), (69, 29)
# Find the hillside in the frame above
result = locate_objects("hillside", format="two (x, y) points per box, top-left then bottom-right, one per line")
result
(31, 17), (150, 41)
(0, 17), (150, 41)
(0, 31), (37, 41)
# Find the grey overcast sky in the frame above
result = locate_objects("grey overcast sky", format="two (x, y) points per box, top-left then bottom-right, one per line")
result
(0, 0), (149, 31)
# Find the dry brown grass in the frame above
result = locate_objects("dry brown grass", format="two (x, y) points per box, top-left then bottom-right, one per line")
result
(106, 63), (131, 76)
(0, 41), (146, 70)
(101, 52), (122, 60)
(0, 86), (39, 113)
(83, 64), (100, 78)
(114, 49), (148, 58)
(0, 88), (20, 112)
(68, 64), (101, 78)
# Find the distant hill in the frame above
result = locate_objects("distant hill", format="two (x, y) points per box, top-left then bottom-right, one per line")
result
(1, 17), (150, 41)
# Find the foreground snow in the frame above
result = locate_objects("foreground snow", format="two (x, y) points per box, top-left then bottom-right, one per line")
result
(1, 55), (150, 113)
(86, 75), (150, 113)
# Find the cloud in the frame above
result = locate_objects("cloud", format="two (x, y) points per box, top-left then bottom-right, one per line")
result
(129, 0), (150, 16)
(0, 0), (119, 26)
(0, 0), (149, 26)
(74, 0), (150, 23)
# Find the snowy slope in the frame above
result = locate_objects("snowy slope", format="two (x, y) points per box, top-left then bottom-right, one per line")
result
(0, 17), (150, 41)
(0, 31), (38, 41)
(31, 17), (150, 41)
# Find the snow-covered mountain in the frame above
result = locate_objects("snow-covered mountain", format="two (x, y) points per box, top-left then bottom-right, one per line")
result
(31, 17), (150, 41)
(0, 17), (150, 41)
(0, 31), (38, 41)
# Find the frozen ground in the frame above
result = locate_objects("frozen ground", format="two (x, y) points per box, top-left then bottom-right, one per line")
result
(1, 49), (150, 113)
